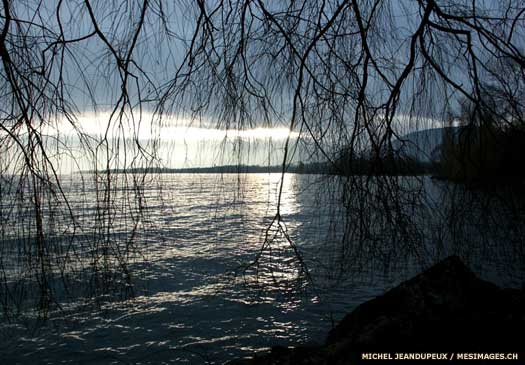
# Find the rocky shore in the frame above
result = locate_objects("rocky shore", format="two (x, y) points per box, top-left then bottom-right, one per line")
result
(232, 256), (524, 364)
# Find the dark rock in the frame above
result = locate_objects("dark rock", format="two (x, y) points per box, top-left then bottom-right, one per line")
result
(233, 256), (524, 364)
(326, 255), (524, 351)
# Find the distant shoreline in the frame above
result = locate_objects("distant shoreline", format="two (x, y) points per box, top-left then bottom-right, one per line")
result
(81, 163), (331, 175)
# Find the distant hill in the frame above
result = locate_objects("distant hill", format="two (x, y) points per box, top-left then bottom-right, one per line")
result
(330, 127), (461, 176)
(391, 127), (462, 163)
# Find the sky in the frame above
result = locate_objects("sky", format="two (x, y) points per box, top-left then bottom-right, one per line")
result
(2, 0), (523, 173)
(46, 111), (302, 171)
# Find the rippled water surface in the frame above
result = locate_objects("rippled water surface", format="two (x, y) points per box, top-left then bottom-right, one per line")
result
(1, 173), (523, 364)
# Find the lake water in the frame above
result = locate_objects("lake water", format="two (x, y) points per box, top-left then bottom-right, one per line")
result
(0, 173), (523, 364)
